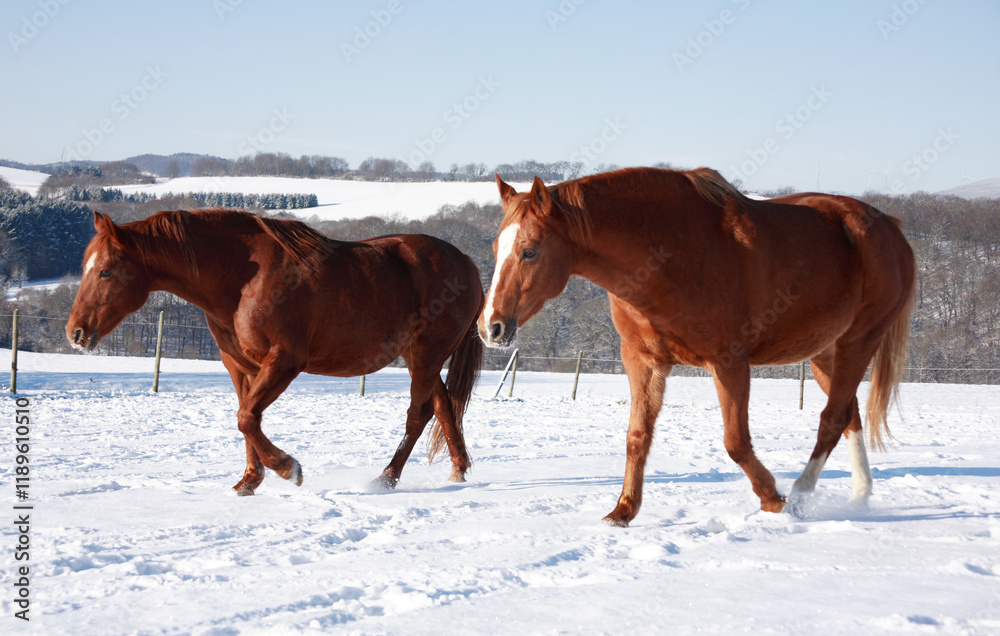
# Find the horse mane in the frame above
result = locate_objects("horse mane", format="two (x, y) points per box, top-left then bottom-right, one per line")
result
(251, 213), (336, 268)
(122, 209), (201, 280)
(122, 208), (335, 278)
(500, 167), (749, 247)
(500, 182), (594, 248)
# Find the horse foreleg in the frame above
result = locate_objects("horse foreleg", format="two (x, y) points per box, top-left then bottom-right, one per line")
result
(219, 351), (268, 495)
(712, 360), (785, 513)
(603, 344), (670, 527)
(234, 442), (265, 496)
(234, 353), (304, 494)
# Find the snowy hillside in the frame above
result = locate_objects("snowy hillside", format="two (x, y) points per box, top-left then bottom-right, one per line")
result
(0, 166), (48, 197)
(2, 349), (999, 634)
(118, 176), (528, 222)
(938, 177), (1000, 200)
(0, 168), (528, 222)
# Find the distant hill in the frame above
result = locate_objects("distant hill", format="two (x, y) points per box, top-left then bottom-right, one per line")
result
(938, 177), (1000, 200)
(124, 153), (222, 177)
(0, 153), (222, 178)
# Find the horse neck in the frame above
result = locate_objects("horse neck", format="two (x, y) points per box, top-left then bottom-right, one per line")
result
(133, 226), (241, 315)
(569, 206), (669, 297)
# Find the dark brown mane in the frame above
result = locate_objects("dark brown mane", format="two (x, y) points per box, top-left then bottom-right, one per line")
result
(123, 208), (336, 276)
(500, 167), (749, 247)
(122, 209), (200, 280)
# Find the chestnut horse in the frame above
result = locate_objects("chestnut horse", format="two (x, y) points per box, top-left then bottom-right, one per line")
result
(481, 167), (916, 526)
(67, 209), (484, 494)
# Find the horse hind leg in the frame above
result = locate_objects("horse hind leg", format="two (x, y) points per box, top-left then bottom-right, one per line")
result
(791, 347), (873, 507)
(378, 371), (436, 489)
(430, 377), (471, 483)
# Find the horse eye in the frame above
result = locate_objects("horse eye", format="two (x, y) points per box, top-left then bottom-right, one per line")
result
(99, 270), (112, 279)
(521, 248), (538, 261)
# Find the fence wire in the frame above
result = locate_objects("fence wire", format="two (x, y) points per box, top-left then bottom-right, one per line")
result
(4, 313), (1000, 385)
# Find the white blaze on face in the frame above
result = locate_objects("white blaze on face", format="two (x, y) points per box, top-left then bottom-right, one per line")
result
(484, 223), (521, 326)
(84, 252), (98, 276)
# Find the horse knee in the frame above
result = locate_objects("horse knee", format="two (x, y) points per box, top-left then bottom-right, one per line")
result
(237, 409), (261, 436)
(724, 436), (753, 465)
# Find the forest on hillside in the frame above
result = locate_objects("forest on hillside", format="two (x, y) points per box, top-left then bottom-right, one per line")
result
(1, 172), (998, 383)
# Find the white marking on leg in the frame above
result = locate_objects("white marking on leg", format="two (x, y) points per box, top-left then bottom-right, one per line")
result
(483, 222), (520, 326)
(84, 252), (98, 276)
(846, 429), (873, 501)
(792, 452), (829, 493)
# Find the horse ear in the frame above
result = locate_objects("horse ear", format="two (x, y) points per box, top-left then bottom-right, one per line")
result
(93, 211), (121, 243)
(496, 174), (516, 205)
(530, 176), (551, 208)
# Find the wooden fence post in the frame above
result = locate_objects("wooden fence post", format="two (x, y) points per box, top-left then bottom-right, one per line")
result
(508, 350), (519, 398)
(152, 311), (165, 393)
(798, 360), (805, 410)
(571, 351), (583, 400)
(10, 309), (18, 394)
(492, 348), (520, 399)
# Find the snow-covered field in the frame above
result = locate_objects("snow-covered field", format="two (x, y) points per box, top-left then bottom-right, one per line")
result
(2, 349), (999, 635)
(0, 166), (48, 197)
(116, 176), (531, 222)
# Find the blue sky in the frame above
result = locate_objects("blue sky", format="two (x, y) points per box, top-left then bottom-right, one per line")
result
(2, 0), (997, 193)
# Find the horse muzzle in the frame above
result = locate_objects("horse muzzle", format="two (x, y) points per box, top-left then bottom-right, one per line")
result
(67, 325), (101, 351)
(479, 317), (518, 349)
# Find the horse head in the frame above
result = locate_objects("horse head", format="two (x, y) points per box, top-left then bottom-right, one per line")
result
(66, 212), (153, 351)
(479, 175), (579, 348)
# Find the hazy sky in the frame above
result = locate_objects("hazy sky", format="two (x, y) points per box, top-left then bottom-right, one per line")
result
(2, 0), (997, 193)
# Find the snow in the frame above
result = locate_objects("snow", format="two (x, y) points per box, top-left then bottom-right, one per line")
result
(938, 176), (1000, 200)
(117, 177), (531, 222)
(0, 167), (49, 197)
(2, 348), (999, 634)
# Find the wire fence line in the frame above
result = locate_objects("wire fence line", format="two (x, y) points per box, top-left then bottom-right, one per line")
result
(4, 313), (1000, 385)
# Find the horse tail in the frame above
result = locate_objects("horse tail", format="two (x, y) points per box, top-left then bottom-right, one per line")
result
(427, 315), (484, 463)
(865, 260), (917, 452)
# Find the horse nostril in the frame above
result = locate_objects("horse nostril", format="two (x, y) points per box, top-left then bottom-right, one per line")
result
(72, 328), (83, 344)
(490, 321), (504, 341)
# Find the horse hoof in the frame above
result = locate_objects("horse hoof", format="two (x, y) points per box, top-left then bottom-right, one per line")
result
(375, 472), (398, 490)
(448, 471), (467, 483)
(602, 514), (630, 528)
(765, 493), (789, 514)
(283, 459), (303, 486)
(233, 484), (256, 497)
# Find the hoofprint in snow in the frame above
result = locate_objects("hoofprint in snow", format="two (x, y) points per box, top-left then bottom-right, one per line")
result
(2, 349), (999, 635)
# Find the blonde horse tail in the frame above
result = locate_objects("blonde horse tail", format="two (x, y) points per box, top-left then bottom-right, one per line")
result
(865, 271), (916, 451)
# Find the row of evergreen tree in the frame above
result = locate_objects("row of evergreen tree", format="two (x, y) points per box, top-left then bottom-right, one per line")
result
(188, 152), (615, 183)
(64, 186), (318, 210)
